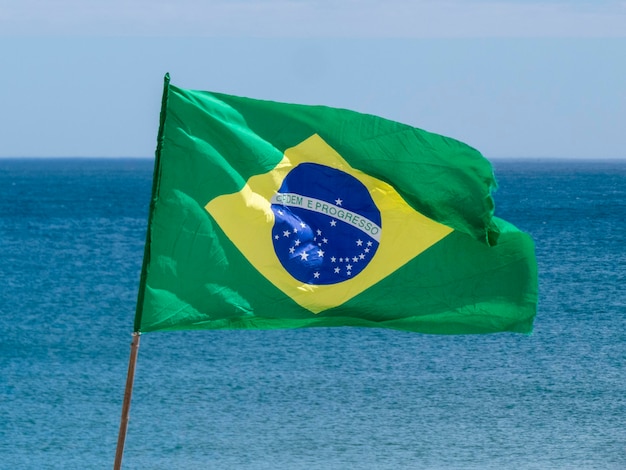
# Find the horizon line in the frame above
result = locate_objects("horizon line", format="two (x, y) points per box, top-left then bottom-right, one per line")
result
(2, 155), (626, 161)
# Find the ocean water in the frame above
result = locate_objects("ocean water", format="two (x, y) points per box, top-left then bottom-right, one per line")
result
(0, 158), (624, 470)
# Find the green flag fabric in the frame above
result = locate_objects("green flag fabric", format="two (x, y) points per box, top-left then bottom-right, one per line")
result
(134, 74), (537, 335)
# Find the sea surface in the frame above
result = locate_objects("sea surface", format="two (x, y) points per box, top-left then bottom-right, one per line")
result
(0, 158), (624, 470)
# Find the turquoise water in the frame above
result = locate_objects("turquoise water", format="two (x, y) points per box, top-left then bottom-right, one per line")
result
(1, 158), (624, 469)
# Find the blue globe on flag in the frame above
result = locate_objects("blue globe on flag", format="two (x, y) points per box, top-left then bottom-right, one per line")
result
(271, 163), (382, 285)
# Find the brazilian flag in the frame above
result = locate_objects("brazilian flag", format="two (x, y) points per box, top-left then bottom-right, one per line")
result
(134, 74), (537, 335)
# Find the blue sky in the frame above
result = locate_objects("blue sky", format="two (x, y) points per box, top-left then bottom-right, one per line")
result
(1, 1), (625, 158)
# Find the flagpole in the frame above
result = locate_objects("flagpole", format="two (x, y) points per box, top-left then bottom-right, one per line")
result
(114, 332), (141, 470)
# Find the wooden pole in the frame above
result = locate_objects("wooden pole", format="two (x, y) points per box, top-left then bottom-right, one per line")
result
(114, 332), (141, 470)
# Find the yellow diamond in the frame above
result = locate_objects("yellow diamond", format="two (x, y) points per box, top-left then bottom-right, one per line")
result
(205, 134), (453, 313)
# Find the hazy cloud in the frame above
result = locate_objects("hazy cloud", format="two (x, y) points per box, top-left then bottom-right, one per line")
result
(1, 0), (625, 37)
